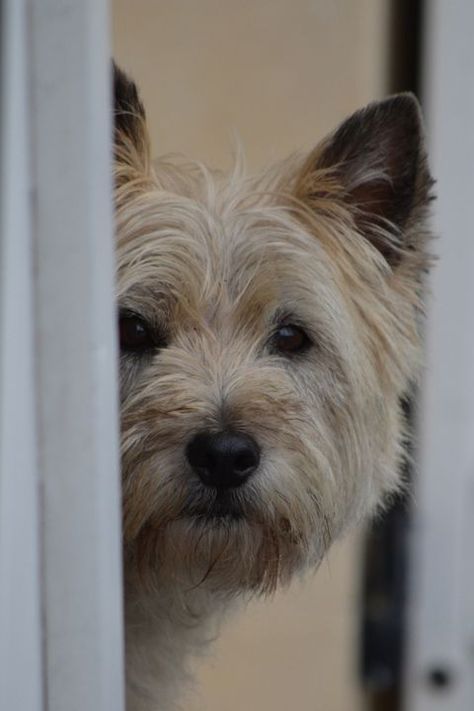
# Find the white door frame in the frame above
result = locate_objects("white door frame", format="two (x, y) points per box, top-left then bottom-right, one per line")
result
(0, 1), (125, 709)
(404, 1), (474, 709)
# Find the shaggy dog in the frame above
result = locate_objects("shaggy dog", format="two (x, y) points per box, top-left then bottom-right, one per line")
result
(113, 64), (432, 710)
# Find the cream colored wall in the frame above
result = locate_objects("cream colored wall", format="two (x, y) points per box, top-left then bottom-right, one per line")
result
(184, 536), (366, 711)
(113, 0), (390, 170)
(113, 2), (391, 709)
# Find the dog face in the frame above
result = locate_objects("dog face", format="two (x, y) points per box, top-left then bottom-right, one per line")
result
(114, 65), (432, 594)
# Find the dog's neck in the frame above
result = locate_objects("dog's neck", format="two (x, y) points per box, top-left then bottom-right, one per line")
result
(124, 574), (239, 711)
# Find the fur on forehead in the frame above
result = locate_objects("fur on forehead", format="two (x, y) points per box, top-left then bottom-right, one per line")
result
(114, 145), (420, 309)
(115, 163), (354, 344)
(115, 149), (388, 295)
(115, 159), (419, 395)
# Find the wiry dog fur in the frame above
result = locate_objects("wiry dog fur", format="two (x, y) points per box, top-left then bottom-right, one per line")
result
(113, 64), (433, 710)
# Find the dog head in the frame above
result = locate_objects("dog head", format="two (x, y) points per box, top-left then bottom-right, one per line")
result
(114, 64), (433, 594)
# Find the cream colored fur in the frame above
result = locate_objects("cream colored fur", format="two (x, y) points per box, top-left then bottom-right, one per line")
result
(113, 65), (432, 711)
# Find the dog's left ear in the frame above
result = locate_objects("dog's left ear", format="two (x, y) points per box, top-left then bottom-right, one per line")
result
(113, 62), (151, 182)
(296, 94), (434, 266)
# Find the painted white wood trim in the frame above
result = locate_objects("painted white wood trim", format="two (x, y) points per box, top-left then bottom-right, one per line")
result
(0, 0), (43, 708)
(28, 1), (125, 710)
(404, 1), (474, 709)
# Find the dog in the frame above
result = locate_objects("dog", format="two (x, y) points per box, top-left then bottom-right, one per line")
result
(113, 63), (433, 710)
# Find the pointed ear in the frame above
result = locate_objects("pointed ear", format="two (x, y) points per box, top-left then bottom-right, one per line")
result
(113, 62), (151, 180)
(295, 94), (434, 266)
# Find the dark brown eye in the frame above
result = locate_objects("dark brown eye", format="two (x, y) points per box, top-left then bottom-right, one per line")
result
(119, 314), (155, 353)
(273, 324), (311, 355)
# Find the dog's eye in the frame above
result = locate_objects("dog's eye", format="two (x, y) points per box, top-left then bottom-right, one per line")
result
(273, 324), (311, 355)
(119, 314), (155, 352)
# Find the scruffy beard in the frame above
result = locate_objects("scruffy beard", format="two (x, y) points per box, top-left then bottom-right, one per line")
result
(127, 518), (312, 597)
(123, 473), (331, 597)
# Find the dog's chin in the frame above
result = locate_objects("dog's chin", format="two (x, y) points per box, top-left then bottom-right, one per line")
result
(127, 498), (310, 595)
(184, 489), (245, 523)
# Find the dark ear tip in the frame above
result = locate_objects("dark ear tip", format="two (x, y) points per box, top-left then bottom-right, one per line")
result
(379, 92), (421, 112)
(112, 61), (145, 119)
(370, 92), (425, 137)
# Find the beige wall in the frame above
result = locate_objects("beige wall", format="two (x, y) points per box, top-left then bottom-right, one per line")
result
(113, 2), (391, 709)
(113, 0), (390, 170)
(184, 535), (366, 711)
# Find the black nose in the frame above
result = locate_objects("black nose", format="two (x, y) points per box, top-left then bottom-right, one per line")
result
(186, 430), (260, 489)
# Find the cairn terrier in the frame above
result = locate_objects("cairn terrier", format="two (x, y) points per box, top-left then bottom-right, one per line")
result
(113, 64), (433, 710)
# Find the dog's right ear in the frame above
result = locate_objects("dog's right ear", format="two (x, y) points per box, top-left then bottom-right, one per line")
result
(113, 62), (151, 181)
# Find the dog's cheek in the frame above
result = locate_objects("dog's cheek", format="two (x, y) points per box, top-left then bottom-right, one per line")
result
(118, 354), (153, 404)
(281, 359), (388, 535)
